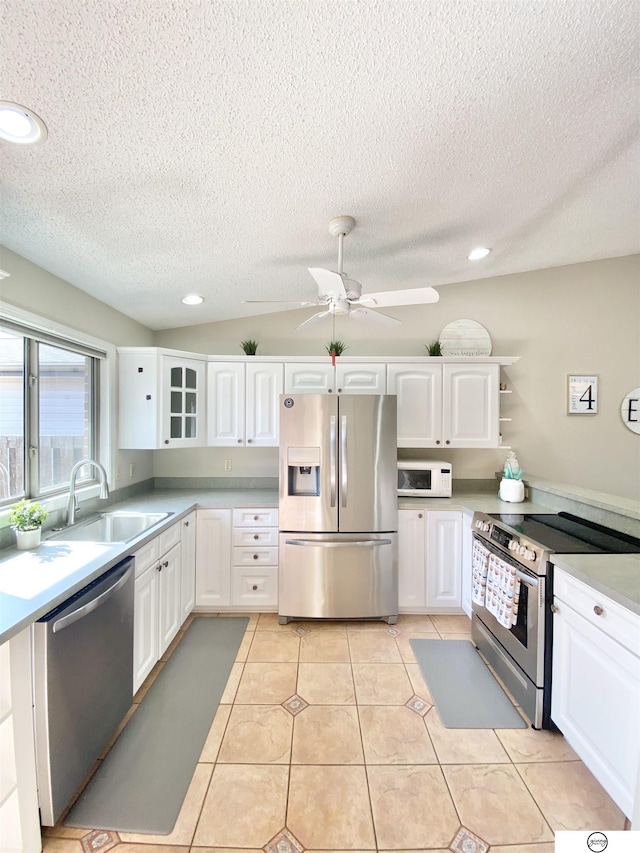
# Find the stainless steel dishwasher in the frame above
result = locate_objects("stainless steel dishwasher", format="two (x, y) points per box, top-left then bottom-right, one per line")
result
(33, 556), (134, 825)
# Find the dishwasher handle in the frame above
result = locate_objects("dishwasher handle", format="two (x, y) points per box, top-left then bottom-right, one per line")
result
(52, 563), (133, 634)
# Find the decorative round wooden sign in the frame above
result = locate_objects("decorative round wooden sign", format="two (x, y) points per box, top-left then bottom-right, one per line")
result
(439, 319), (492, 356)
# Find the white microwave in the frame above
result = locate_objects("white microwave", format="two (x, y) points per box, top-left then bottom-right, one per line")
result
(397, 460), (452, 497)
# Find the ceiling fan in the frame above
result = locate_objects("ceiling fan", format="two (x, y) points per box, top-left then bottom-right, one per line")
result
(246, 215), (440, 329)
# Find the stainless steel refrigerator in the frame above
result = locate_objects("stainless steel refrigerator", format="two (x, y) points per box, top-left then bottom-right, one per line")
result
(278, 393), (398, 624)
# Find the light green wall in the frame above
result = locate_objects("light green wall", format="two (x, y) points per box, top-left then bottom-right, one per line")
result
(154, 255), (640, 501)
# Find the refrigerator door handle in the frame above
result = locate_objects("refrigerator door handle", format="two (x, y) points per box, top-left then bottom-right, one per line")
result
(329, 414), (337, 507)
(285, 538), (393, 548)
(340, 414), (348, 506)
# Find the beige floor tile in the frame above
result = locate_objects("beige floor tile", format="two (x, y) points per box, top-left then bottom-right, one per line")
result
(395, 632), (439, 664)
(292, 705), (363, 764)
(256, 612), (291, 630)
(199, 703), (232, 761)
(119, 762), (213, 845)
(489, 845), (555, 853)
(192, 849), (261, 853)
(395, 614), (438, 633)
(359, 705), (437, 764)
(43, 827), (88, 839)
(116, 845), (189, 852)
(516, 761), (626, 830)
(288, 765), (376, 849)
(345, 619), (394, 632)
(42, 840), (84, 852)
(216, 611), (259, 630)
(367, 764), (459, 849)
(439, 632), (473, 641)
(430, 614), (472, 635)
(306, 851), (376, 853)
(234, 662), (298, 704)
(297, 662), (355, 704)
(352, 663), (414, 705)
(218, 704), (292, 763)
(443, 763), (553, 845)
(192, 763), (288, 847)
(495, 727), (579, 762)
(348, 630), (403, 663)
(234, 630), (254, 662)
(302, 620), (347, 633)
(220, 661), (244, 703)
(405, 662), (435, 704)
(425, 707), (511, 764)
(247, 630), (300, 662)
(299, 630), (351, 662)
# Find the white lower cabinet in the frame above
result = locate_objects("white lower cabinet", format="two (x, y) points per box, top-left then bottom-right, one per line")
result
(398, 509), (462, 612)
(552, 568), (640, 818)
(180, 511), (196, 622)
(132, 521), (184, 693)
(195, 506), (279, 611)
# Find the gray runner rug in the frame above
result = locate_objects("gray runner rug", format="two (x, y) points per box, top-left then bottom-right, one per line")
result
(410, 638), (527, 728)
(65, 615), (248, 834)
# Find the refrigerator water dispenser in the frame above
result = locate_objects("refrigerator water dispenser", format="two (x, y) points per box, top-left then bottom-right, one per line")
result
(287, 446), (320, 496)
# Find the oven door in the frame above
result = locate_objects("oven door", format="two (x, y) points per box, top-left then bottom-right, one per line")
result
(472, 535), (546, 686)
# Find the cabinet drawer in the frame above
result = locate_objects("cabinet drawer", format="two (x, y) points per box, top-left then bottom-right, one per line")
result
(233, 546), (278, 567)
(233, 507), (279, 527)
(231, 565), (278, 606)
(554, 568), (640, 654)
(133, 537), (160, 576)
(159, 521), (181, 555)
(232, 527), (278, 547)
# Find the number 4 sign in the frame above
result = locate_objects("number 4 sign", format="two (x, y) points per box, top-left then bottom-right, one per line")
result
(567, 375), (598, 414)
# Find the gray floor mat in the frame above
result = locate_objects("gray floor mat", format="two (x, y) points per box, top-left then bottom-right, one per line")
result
(410, 638), (527, 728)
(65, 616), (248, 834)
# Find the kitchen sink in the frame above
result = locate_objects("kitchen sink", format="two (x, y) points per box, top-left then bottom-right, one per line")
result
(48, 511), (173, 544)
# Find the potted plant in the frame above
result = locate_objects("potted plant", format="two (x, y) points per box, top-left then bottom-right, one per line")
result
(325, 340), (348, 357)
(425, 340), (442, 356)
(240, 339), (259, 355)
(9, 499), (48, 550)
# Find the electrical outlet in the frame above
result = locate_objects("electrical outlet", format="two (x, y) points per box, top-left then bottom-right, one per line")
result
(129, 463), (135, 478)
(224, 459), (232, 472)
(115, 466), (122, 481)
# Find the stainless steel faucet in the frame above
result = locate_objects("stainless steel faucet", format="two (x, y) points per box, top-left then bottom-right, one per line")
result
(66, 459), (110, 525)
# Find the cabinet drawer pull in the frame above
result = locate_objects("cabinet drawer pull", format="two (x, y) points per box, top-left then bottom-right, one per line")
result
(184, 520), (189, 527)
(593, 605), (604, 616)
(550, 604), (559, 614)
(254, 534), (259, 540)
(164, 439), (169, 445)
(435, 440), (441, 445)
(254, 515), (259, 521)
(252, 584), (258, 591)
(418, 513), (423, 519)
(157, 564), (162, 572)
(253, 554), (259, 560)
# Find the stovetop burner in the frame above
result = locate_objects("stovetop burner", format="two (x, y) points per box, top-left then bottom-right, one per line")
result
(488, 511), (640, 555)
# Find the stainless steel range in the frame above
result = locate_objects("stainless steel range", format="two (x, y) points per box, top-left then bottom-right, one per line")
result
(471, 511), (640, 729)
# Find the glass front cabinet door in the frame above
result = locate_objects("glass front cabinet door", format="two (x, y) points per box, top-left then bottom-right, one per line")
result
(162, 357), (206, 447)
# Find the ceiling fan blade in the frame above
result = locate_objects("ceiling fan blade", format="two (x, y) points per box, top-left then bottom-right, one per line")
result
(358, 286), (440, 308)
(349, 307), (401, 327)
(243, 299), (319, 306)
(308, 267), (348, 299)
(296, 310), (332, 330)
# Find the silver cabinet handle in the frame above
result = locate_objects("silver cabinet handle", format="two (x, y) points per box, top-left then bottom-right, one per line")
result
(340, 414), (348, 507)
(52, 565), (132, 633)
(285, 538), (392, 548)
(329, 414), (337, 508)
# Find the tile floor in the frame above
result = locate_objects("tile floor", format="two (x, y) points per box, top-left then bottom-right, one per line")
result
(43, 613), (627, 853)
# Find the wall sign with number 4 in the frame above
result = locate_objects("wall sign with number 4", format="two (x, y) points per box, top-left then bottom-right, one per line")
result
(567, 375), (598, 414)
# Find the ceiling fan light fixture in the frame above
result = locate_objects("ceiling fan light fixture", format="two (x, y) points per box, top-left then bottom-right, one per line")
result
(0, 102), (47, 145)
(468, 246), (492, 261)
(181, 293), (204, 305)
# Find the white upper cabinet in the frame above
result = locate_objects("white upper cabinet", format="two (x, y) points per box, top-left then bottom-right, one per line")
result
(388, 361), (500, 448)
(284, 360), (387, 395)
(208, 360), (283, 446)
(118, 348), (207, 449)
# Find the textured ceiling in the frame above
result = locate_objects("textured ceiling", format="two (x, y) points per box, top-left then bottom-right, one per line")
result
(0, 0), (638, 330)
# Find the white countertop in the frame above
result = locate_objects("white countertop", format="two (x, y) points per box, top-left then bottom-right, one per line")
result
(1, 486), (638, 644)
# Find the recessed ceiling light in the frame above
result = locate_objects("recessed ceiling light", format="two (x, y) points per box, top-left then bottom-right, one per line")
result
(0, 102), (47, 145)
(181, 294), (204, 305)
(468, 247), (492, 261)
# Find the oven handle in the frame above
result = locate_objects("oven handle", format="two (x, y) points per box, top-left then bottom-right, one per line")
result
(473, 533), (539, 587)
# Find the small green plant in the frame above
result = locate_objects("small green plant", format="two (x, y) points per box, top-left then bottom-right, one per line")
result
(240, 339), (259, 355)
(9, 499), (48, 531)
(425, 340), (442, 356)
(325, 340), (348, 356)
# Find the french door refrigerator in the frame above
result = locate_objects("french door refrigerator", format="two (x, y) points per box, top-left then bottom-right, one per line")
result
(278, 393), (398, 624)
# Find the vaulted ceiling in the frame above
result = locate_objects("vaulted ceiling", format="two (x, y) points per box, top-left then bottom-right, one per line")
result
(1, 0), (638, 330)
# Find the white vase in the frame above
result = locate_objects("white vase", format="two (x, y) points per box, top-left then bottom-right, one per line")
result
(15, 528), (42, 550)
(499, 478), (525, 503)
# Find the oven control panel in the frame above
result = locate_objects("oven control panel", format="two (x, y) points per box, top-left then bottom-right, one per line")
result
(473, 515), (547, 569)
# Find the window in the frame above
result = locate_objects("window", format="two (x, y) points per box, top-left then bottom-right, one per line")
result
(0, 326), (101, 504)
